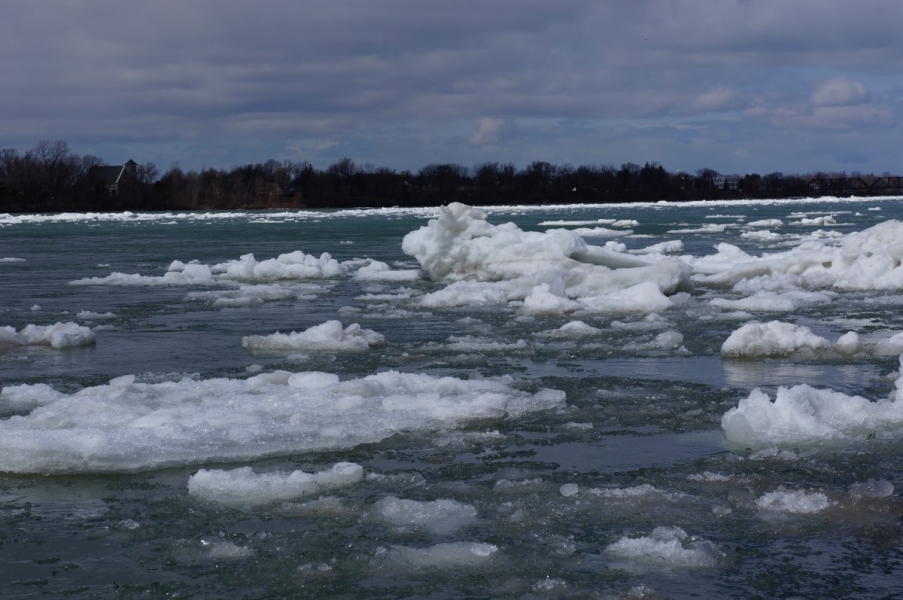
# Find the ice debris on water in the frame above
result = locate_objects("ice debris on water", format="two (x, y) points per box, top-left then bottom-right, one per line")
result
(0, 322), (95, 350)
(755, 488), (831, 514)
(188, 462), (364, 506)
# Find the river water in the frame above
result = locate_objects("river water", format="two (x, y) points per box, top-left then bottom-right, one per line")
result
(1, 198), (903, 598)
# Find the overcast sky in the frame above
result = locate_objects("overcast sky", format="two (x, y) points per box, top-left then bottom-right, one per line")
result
(4, 0), (903, 175)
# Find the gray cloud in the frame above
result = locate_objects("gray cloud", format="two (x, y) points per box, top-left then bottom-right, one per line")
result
(2, 0), (902, 173)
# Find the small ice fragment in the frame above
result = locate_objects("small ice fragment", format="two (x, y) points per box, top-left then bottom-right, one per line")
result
(560, 483), (579, 497)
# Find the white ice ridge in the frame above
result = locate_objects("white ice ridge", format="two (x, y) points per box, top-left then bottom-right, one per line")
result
(70, 250), (349, 286)
(374, 496), (478, 534)
(722, 356), (903, 448)
(688, 219), (903, 291)
(188, 462), (364, 506)
(0, 370), (565, 474)
(401, 203), (691, 312)
(0, 323), (96, 350)
(604, 526), (722, 569)
(242, 321), (386, 353)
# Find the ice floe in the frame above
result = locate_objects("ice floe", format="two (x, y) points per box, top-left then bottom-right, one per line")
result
(71, 250), (348, 287)
(373, 496), (478, 534)
(721, 321), (834, 358)
(605, 526), (722, 569)
(0, 322), (95, 350)
(242, 321), (386, 353)
(0, 370), (565, 473)
(188, 462), (364, 506)
(721, 357), (903, 447)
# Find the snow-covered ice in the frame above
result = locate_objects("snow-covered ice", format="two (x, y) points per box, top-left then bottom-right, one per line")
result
(243, 321), (386, 353)
(0, 370), (565, 473)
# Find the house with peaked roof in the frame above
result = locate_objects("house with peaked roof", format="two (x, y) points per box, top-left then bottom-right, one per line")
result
(90, 160), (137, 194)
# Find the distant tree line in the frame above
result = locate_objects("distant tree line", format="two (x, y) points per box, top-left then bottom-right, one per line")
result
(0, 140), (896, 213)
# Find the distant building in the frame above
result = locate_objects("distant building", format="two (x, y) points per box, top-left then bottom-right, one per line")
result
(713, 174), (740, 191)
(90, 159), (137, 194)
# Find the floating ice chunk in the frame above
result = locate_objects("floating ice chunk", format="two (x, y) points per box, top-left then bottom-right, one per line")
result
(76, 311), (116, 320)
(755, 488), (831, 514)
(16, 322), (96, 349)
(740, 230), (783, 242)
(687, 471), (730, 482)
(692, 220), (903, 292)
(795, 215), (836, 226)
(560, 483), (579, 497)
(0, 257), (26, 262)
(212, 251), (348, 281)
(721, 364), (903, 448)
(835, 331), (864, 356)
(0, 326), (28, 349)
(746, 219), (783, 227)
(200, 538), (252, 559)
(242, 321), (386, 353)
(353, 260), (423, 282)
(590, 484), (658, 499)
(721, 321), (833, 358)
(30, 304), (41, 311)
(710, 290), (832, 312)
(629, 240), (683, 255)
(871, 332), (903, 357)
(605, 526), (721, 569)
(539, 320), (602, 339)
(849, 479), (894, 499)
(71, 250), (349, 287)
(668, 224), (726, 234)
(188, 462), (364, 506)
(570, 227), (632, 238)
(379, 542), (498, 569)
(0, 370), (564, 473)
(374, 496), (477, 534)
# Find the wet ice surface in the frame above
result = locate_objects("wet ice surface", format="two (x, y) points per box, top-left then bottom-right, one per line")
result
(3, 199), (903, 598)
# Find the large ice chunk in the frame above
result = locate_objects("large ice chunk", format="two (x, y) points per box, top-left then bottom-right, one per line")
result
(721, 321), (833, 358)
(401, 203), (691, 313)
(0, 370), (564, 474)
(1, 323), (95, 349)
(691, 220), (903, 291)
(722, 357), (903, 448)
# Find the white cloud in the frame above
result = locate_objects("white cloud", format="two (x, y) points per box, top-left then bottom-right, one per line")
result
(470, 118), (503, 145)
(811, 78), (868, 107)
